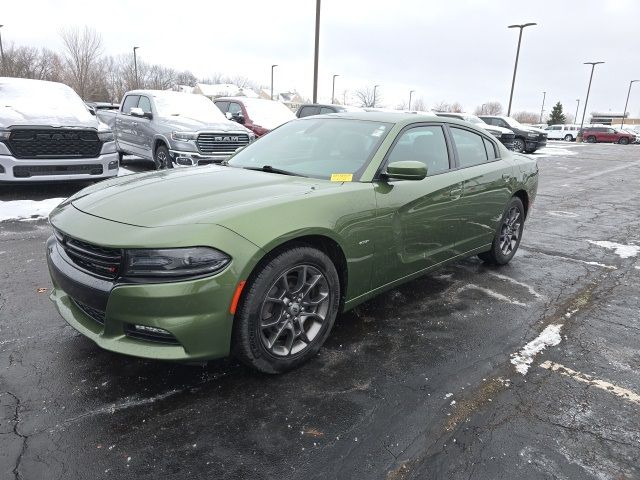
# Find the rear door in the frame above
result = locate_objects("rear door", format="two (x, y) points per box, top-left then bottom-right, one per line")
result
(115, 95), (140, 154)
(448, 126), (513, 255)
(372, 124), (468, 287)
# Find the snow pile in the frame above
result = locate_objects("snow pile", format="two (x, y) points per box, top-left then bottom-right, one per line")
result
(510, 324), (563, 375)
(0, 198), (64, 222)
(588, 240), (640, 259)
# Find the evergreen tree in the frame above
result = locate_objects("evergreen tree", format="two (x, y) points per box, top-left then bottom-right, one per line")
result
(548, 102), (566, 125)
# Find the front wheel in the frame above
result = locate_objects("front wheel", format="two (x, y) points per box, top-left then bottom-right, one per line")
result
(618, 137), (629, 145)
(512, 138), (526, 153)
(564, 134), (573, 141)
(232, 246), (341, 374)
(154, 145), (173, 170)
(587, 135), (597, 143)
(478, 197), (525, 266)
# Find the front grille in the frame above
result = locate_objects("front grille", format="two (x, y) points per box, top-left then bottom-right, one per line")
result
(196, 133), (250, 154)
(124, 324), (180, 345)
(7, 129), (102, 159)
(13, 164), (103, 178)
(55, 230), (122, 279)
(73, 299), (105, 326)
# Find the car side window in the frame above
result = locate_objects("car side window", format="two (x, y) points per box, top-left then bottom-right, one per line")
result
(319, 107), (335, 114)
(450, 127), (489, 168)
(607, 128), (615, 134)
(299, 106), (317, 117)
(387, 125), (450, 176)
(215, 101), (229, 113)
(122, 95), (140, 114)
(483, 137), (498, 159)
(498, 120), (510, 129)
(228, 103), (243, 115)
(138, 96), (152, 114)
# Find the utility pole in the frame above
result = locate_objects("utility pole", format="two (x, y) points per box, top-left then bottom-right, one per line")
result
(580, 61), (605, 131)
(312, 0), (321, 103)
(133, 46), (139, 89)
(373, 85), (379, 108)
(506, 22), (537, 116)
(0, 25), (5, 75)
(408, 90), (415, 110)
(539, 91), (546, 123)
(271, 64), (278, 100)
(481, 103), (487, 114)
(621, 80), (639, 130)
(331, 74), (339, 104)
(574, 99), (580, 125)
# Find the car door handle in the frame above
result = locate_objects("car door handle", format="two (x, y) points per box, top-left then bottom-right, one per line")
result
(449, 188), (462, 198)
(132, 122), (138, 127)
(502, 173), (510, 180)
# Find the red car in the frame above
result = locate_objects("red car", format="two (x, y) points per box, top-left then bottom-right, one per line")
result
(580, 127), (636, 144)
(213, 97), (295, 137)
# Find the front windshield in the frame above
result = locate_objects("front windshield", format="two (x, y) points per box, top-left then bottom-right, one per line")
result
(228, 118), (392, 180)
(504, 117), (525, 129)
(154, 93), (226, 122)
(242, 99), (296, 129)
(466, 115), (485, 125)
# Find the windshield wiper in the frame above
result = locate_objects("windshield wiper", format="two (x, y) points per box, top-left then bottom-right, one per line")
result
(243, 165), (304, 177)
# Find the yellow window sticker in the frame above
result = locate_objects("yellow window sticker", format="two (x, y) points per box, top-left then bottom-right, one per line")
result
(330, 173), (353, 182)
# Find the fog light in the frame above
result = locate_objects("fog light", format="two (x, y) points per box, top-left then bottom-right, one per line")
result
(134, 324), (169, 334)
(0, 164), (5, 173)
(108, 160), (118, 170)
(176, 156), (195, 166)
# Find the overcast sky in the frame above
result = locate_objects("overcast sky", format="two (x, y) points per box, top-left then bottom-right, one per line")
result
(3, 0), (639, 117)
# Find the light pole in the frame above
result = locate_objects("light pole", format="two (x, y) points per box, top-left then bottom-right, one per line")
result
(271, 64), (278, 100)
(580, 61), (605, 131)
(0, 25), (5, 74)
(506, 22), (537, 116)
(408, 90), (415, 110)
(621, 80), (639, 130)
(373, 85), (379, 108)
(539, 91), (546, 123)
(133, 46), (139, 88)
(312, 0), (321, 103)
(331, 74), (339, 104)
(574, 99), (580, 125)
(481, 103), (487, 114)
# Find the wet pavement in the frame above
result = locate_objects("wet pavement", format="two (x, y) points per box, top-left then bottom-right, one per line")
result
(1, 143), (639, 479)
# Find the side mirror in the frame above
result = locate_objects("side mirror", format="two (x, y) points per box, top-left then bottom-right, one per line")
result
(384, 161), (427, 181)
(232, 113), (245, 124)
(130, 107), (144, 117)
(88, 106), (96, 116)
(225, 112), (233, 120)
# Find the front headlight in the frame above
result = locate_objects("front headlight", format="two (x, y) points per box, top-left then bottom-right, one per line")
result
(0, 129), (10, 141)
(123, 247), (231, 278)
(98, 131), (114, 142)
(527, 132), (538, 138)
(171, 131), (198, 141)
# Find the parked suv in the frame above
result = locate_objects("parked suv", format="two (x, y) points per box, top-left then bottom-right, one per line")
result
(435, 112), (516, 150)
(0, 77), (118, 182)
(479, 115), (547, 153)
(296, 104), (365, 118)
(545, 124), (580, 141)
(97, 90), (253, 168)
(214, 97), (296, 137)
(579, 126), (636, 145)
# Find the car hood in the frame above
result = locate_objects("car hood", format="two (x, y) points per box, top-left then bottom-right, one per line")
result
(69, 166), (339, 228)
(479, 124), (513, 135)
(523, 126), (547, 135)
(0, 106), (100, 129)
(159, 115), (250, 133)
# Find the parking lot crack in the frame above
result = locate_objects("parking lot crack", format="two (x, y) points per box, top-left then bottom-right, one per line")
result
(6, 391), (28, 480)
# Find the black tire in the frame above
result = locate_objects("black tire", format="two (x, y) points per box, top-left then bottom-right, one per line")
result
(619, 137), (629, 145)
(524, 149), (536, 154)
(513, 138), (526, 153)
(232, 246), (340, 374)
(478, 197), (525, 266)
(154, 144), (173, 170)
(587, 135), (597, 143)
(564, 134), (573, 141)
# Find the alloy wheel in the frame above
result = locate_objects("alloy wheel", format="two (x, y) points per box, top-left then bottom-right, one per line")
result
(156, 150), (170, 169)
(259, 265), (330, 357)
(499, 206), (521, 256)
(564, 134), (573, 141)
(513, 138), (525, 153)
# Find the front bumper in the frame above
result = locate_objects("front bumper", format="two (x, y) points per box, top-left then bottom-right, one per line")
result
(525, 138), (547, 152)
(0, 151), (119, 182)
(169, 149), (233, 167)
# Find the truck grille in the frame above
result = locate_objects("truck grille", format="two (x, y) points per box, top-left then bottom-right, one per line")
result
(55, 230), (122, 279)
(14, 164), (103, 178)
(196, 133), (250, 154)
(7, 129), (102, 159)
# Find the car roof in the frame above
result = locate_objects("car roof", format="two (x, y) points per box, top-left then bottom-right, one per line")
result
(300, 111), (481, 129)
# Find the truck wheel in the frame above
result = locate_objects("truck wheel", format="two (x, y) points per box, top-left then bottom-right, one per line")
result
(154, 145), (173, 170)
(618, 137), (629, 145)
(478, 197), (525, 266)
(232, 246), (340, 374)
(587, 136), (597, 143)
(564, 134), (573, 141)
(513, 138), (525, 153)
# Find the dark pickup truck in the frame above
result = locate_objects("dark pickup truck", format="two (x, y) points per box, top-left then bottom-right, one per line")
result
(479, 115), (547, 153)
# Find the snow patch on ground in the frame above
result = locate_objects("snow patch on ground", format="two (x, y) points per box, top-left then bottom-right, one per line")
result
(0, 198), (64, 222)
(118, 166), (135, 176)
(588, 240), (640, 259)
(511, 324), (563, 375)
(547, 211), (579, 218)
(533, 146), (578, 157)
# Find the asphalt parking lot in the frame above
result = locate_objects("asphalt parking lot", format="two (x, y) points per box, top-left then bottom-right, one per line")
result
(1, 143), (639, 480)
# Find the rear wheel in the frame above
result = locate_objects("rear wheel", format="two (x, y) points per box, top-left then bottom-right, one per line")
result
(232, 247), (340, 374)
(564, 134), (573, 141)
(587, 135), (597, 143)
(154, 145), (173, 170)
(619, 137), (629, 145)
(513, 138), (525, 153)
(478, 197), (525, 266)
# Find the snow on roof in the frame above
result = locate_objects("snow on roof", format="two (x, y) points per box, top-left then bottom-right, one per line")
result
(195, 83), (259, 98)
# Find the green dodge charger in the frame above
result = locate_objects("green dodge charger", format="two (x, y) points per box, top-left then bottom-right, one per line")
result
(47, 112), (538, 373)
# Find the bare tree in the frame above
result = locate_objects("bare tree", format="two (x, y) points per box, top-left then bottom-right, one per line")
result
(512, 111), (539, 124)
(412, 97), (428, 112)
(450, 102), (464, 113)
(474, 101), (503, 115)
(354, 87), (380, 107)
(60, 26), (103, 99)
(395, 100), (408, 110)
(1, 44), (64, 81)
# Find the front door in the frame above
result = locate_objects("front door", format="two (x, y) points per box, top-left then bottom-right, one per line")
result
(372, 124), (466, 288)
(132, 95), (154, 158)
(115, 94), (140, 154)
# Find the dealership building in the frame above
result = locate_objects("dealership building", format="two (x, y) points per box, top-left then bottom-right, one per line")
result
(590, 112), (640, 125)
